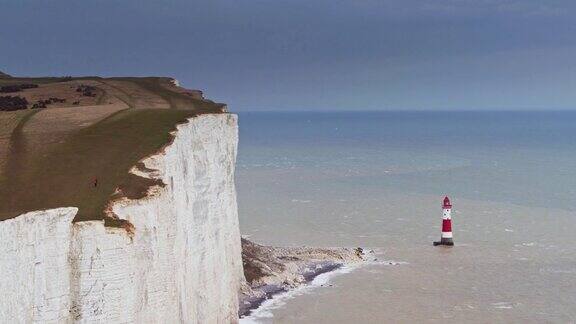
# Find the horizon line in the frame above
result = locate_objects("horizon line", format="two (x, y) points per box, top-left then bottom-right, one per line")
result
(233, 108), (576, 113)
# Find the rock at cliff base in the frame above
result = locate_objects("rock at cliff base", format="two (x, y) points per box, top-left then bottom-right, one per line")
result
(239, 238), (376, 318)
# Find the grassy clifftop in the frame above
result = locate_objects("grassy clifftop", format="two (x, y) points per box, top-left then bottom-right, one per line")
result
(0, 74), (227, 224)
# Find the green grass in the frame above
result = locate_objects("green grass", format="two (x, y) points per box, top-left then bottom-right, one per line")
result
(0, 75), (225, 223)
(0, 109), (200, 222)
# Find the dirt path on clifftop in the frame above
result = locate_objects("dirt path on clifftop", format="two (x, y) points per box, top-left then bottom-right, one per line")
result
(0, 110), (39, 184)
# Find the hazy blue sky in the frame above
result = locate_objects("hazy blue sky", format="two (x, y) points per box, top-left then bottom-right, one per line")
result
(1, 0), (576, 110)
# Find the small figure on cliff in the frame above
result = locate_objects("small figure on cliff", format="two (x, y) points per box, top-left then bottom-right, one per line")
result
(93, 177), (98, 188)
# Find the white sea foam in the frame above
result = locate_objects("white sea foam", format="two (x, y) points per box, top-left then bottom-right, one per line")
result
(291, 199), (312, 203)
(240, 259), (405, 323)
(492, 302), (514, 309)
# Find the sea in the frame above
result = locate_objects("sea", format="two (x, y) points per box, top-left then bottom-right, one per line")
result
(235, 111), (576, 323)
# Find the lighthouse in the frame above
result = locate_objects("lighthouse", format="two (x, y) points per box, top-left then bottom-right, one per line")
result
(434, 196), (454, 246)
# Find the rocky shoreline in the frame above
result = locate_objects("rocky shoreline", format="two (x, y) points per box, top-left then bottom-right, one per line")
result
(239, 238), (376, 318)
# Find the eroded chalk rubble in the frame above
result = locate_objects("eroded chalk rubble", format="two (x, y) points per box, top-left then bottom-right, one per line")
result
(239, 238), (376, 317)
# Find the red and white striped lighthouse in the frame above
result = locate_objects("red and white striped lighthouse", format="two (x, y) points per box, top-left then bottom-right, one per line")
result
(434, 196), (454, 246)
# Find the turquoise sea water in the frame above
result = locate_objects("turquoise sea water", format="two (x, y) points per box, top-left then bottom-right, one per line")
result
(236, 111), (576, 323)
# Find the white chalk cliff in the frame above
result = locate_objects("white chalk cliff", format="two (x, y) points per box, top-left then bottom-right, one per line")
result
(0, 114), (243, 323)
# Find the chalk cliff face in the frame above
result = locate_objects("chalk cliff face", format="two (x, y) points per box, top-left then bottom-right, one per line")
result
(0, 114), (242, 323)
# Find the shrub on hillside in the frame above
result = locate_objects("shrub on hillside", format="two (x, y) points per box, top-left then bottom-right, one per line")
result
(0, 96), (29, 111)
(76, 84), (97, 97)
(0, 83), (39, 93)
(31, 97), (66, 109)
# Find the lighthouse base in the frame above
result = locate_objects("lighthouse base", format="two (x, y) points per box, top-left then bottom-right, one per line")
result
(433, 238), (454, 246)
